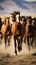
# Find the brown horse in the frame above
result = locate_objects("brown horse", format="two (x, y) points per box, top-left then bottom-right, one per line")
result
(1, 17), (11, 48)
(0, 18), (3, 43)
(11, 15), (26, 55)
(0, 18), (3, 36)
(24, 17), (34, 50)
(32, 18), (36, 47)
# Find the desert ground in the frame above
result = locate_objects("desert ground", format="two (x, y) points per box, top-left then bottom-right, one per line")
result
(0, 53), (36, 65)
(0, 36), (36, 65)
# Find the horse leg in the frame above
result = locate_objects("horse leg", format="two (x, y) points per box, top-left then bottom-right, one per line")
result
(24, 35), (26, 44)
(1, 34), (3, 39)
(8, 39), (10, 46)
(8, 30), (12, 46)
(14, 39), (17, 55)
(7, 36), (10, 46)
(0, 33), (2, 44)
(4, 35), (7, 49)
(0, 32), (3, 39)
(31, 37), (33, 47)
(8, 34), (12, 46)
(17, 38), (22, 52)
(27, 36), (30, 50)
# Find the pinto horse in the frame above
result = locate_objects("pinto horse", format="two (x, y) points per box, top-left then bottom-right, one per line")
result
(11, 14), (26, 55)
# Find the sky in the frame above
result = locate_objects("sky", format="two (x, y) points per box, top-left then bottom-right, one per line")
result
(0, 0), (36, 15)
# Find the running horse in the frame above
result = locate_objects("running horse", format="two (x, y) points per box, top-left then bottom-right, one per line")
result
(1, 17), (11, 48)
(32, 18), (36, 47)
(0, 18), (2, 33)
(11, 12), (26, 55)
(24, 17), (34, 50)
(0, 18), (3, 43)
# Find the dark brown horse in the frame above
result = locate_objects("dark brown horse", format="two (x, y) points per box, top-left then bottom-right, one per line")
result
(0, 18), (3, 38)
(32, 18), (36, 47)
(24, 17), (34, 50)
(0, 18), (3, 43)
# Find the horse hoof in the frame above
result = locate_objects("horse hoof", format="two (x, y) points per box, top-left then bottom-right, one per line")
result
(15, 51), (17, 55)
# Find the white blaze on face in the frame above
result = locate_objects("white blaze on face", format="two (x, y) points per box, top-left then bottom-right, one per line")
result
(16, 14), (19, 22)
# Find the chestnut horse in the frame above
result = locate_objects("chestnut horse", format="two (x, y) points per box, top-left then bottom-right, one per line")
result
(11, 15), (26, 55)
(1, 17), (11, 48)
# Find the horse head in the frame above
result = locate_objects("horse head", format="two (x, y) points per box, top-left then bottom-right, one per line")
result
(26, 16), (32, 25)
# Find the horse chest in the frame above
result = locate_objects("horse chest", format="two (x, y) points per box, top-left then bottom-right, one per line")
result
(26, 24), (33, 34)
(11, 23), (17, 34)
(26, 25), (29, 32)
(1, 24), (7, 35)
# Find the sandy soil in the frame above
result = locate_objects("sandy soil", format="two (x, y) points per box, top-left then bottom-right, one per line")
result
(0, 53), (36, 65)
(0, 37), (36, 65)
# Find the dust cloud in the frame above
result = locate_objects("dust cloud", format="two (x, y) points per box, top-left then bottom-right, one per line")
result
(0, 36), (36, 56)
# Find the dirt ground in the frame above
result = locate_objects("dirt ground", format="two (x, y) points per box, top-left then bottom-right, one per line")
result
(0, 38), (36, 65)
(0, 53), (36, 65)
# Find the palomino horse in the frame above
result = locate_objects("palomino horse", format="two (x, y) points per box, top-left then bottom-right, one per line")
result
(24, 17), (34, 50)
(11, 14), (26, 55)
(1, 17), (11, 48)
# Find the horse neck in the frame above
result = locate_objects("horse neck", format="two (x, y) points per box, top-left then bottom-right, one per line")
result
(4, 21), (8, 27)
(20, 20), (24, 26)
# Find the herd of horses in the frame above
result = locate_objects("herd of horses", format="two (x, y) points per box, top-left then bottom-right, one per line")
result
(0, 11), (36, 55)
